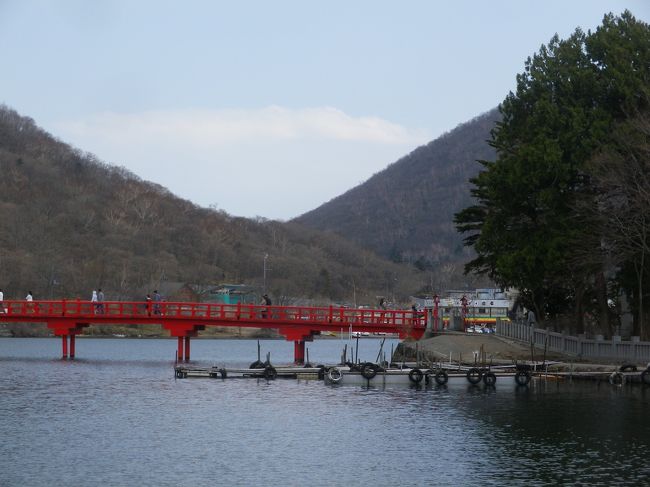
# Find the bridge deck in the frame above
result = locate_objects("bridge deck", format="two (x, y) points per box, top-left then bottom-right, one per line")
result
(0, 300), (423, 330)
(0, 300), (426, 362)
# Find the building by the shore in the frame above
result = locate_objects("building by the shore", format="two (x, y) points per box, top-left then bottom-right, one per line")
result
(413, 288), (519, 328)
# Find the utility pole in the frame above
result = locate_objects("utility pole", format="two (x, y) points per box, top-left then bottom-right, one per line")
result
(263, 253), (269, 293)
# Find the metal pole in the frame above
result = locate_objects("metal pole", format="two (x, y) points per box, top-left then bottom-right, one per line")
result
(263, 253), (269, 293)
(375, 338), (386, 364)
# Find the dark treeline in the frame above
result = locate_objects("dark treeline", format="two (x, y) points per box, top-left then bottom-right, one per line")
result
(0, 106), (430, 305)
(455, 11), (650, 339)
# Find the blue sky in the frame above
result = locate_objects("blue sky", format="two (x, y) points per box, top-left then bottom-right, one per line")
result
(1, 1), (647, 219)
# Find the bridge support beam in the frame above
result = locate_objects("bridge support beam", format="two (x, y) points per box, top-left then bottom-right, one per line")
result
(69, 333), (76, 359)
(48, 322), (88, 360)
(294, 340), (305, 364)
(277, 327), (314, 364)
(61, 334), (68, 360)
(175, 336), (192, 362)
(164, 324), (204, 363)
(177, 337), (184, 362)
(59, 333), (80, 360)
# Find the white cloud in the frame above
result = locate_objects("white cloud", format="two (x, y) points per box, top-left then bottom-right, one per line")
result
(53, 106), (431, 219)
(58, 106), (427, 145)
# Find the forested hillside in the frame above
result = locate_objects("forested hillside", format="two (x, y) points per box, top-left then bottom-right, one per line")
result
(0, 106), (428, 305)
(294, 109), (499, 276)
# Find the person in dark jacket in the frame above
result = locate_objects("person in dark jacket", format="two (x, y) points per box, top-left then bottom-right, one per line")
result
(261, 294), (272, 318)
(153, 290), (162, 315)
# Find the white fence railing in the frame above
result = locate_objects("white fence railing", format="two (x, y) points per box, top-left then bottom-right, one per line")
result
(496, 320), (650, 363)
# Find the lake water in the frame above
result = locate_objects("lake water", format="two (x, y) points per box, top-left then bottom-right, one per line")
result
(1, 337), (649, 486)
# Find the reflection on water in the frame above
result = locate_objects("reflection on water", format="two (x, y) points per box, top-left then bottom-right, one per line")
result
(0, 338), (649, 486)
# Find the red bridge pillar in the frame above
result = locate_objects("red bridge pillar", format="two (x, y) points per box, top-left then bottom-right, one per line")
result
(48, 322), (88, 360)
(164, 324), (203, 362)
(278, 327), (314, 364)
(177, 337), (184, 362)
(70, 334), (76, 359)
(184, 336), (191, 362)
(175, 336), (191, 362)
(294, 340), (305, 364)
(62, 334), (68, 360)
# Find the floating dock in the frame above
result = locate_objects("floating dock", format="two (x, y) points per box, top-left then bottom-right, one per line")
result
(174, 362), (650, 387)
(175, 365), (323, 380)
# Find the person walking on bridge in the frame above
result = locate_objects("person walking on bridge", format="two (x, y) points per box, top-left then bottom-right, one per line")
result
(25, 291), (34, 313)
(91, 289), (98, 314)
(97, 289), (104, 314)
(153, 290), (162, 315)
(411, 303), (421, 325)
(261, 294), (272, 319)
(145, 294), (152, 316)
(378, 297), (387, 323)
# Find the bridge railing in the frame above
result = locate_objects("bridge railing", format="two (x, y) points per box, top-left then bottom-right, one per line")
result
(0, 300), (426, 329)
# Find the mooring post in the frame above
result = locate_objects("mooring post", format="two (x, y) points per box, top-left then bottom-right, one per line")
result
(61, 334), (68, 360)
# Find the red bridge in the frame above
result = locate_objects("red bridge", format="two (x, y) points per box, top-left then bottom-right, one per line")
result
(0, 300), (426, 363)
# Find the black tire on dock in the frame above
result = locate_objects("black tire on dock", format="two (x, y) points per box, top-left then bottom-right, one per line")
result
(317, 365), (325, 380)
(619, 364), (637, 372)
(250, 360), (265, 369)
(327, 367), (342, 383)
(361, 365), (377, 380)
(434, 370), (449, 386)
(408, 368), (424, 384)
(264, 366), (278, 380)
(175, 369), (184, 379)
(641, 369), (650, 385)
(515, 371), (531, 386)
(466, 368), (482, 385)
(483, 372), (497, 386)
(609, 371), (625, 385)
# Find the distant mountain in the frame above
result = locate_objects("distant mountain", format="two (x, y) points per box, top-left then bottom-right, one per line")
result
(294, 109), (500, 273)
(0, 105), (427, 305)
